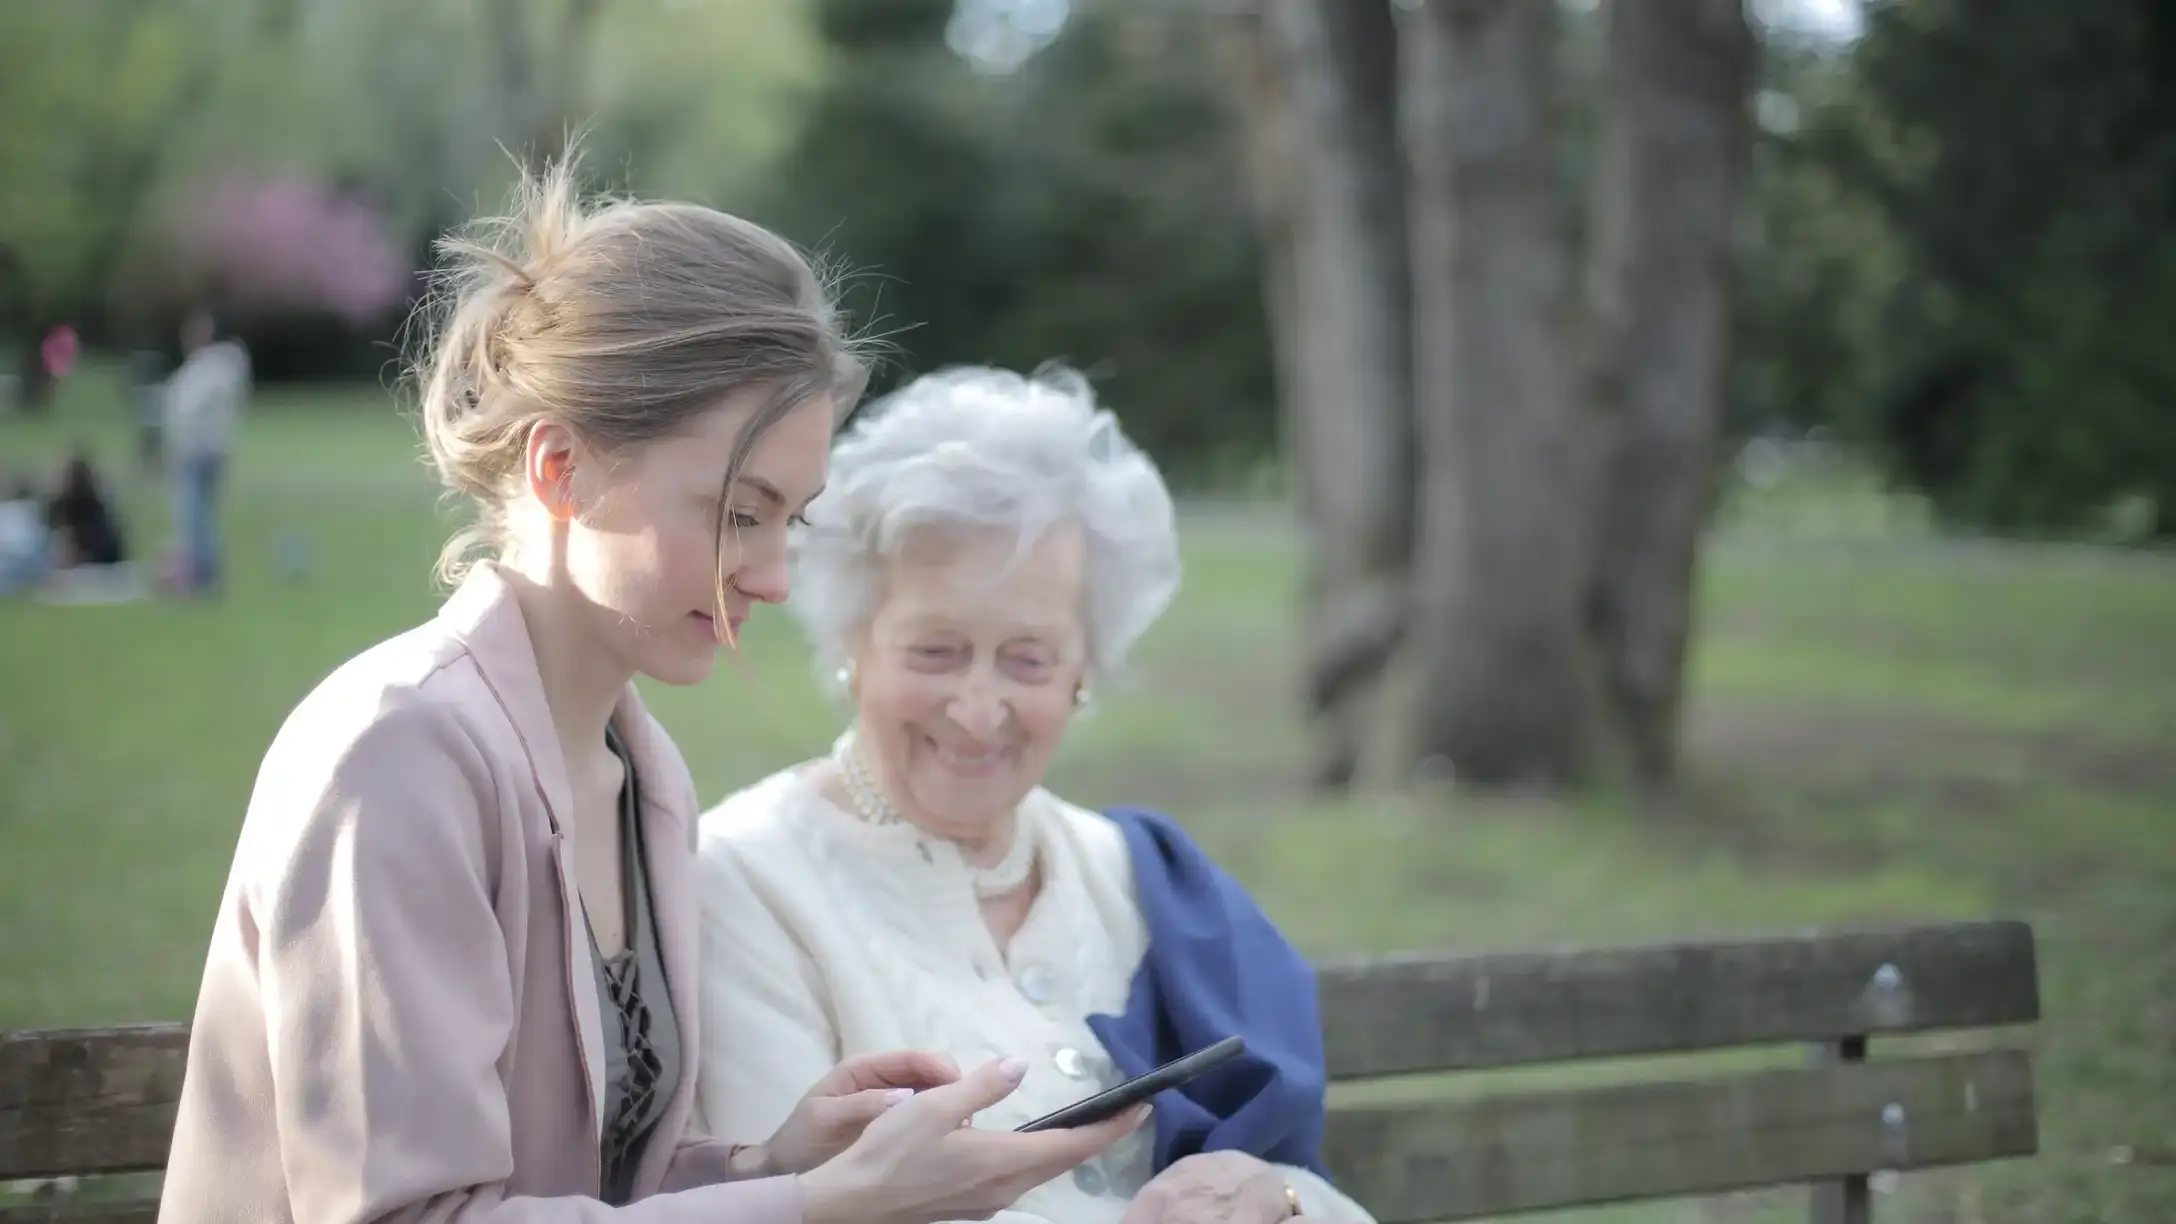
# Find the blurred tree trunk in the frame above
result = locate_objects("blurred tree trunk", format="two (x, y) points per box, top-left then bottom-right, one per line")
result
(1216, 8), (1303, 481)
(1580, 0), (1755, 790)
(1256, 0), (1416, 792)
(483, 0), (606, 164)
(1399, 0), (1588, 788)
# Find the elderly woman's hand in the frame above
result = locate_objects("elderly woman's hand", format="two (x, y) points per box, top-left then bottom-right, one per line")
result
(735, 1049), (962, 1178)
(1121, 1151), (1297, 1224)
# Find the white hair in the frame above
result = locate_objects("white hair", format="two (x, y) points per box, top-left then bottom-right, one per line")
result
(790, 364), (1182, 689)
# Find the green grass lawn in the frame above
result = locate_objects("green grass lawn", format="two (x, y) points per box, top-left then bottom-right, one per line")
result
(4, 370), (2173, 1221)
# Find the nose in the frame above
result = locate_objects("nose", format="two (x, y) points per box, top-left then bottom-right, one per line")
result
(945, 670), (1008, 741)
(732, 548), (791, 606)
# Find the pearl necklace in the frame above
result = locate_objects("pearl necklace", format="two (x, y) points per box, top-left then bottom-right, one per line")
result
(833, 728), (1038, 899)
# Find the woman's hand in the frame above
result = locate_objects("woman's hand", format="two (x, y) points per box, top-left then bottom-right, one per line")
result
(1120, 1151), (1296, 1224)
(737, 1049), (963, 1178)
(799, 1056), (1150, 1224)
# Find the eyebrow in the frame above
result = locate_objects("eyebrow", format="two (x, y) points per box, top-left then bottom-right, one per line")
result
(737, 475), (824, 513)
(899, 613), (1078, 639)
(739, 477), (784, 508)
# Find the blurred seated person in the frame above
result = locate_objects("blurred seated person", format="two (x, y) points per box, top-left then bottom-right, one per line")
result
(695, 367), (1374, 1224)
(46, 451), (127, 569)
(0, 470), (52, 594)
(41, 451), (144, 604)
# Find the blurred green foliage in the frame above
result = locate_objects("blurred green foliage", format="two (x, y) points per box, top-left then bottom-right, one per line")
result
(5, 0), (2174, 527)
(758, 0), (1278, 483)
(1739, 0), (2176, 538)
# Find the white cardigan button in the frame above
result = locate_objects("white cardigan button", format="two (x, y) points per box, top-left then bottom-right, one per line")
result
(1073, 1163), (1109, 1195)
(1016, 963), (1055, 1004)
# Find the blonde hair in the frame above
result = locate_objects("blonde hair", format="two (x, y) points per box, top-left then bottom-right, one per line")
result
(407, 150), (868, 604)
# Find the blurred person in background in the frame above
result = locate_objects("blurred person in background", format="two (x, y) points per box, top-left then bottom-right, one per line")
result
(38, 448), (144, 604)
(0, 468), (52, 594)
(11, 323), (78, 416)
(160, 308), (250, 595)
(45, 449), (128, 571)
(158, 153), (1141, 1224)
(41, 323), (79, 384)
(695, 367), (1373, 1224)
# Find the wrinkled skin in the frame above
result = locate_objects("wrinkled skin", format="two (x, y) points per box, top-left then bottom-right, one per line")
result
(1120, 1151), (1300, 1224)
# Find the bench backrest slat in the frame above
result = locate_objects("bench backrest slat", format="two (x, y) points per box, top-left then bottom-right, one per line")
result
(1322, 1049), (2038, 1222)
(0, 920), (2041, 1222)
(0, 1193), (157, 1210)
(1319, 918), (2039, 1079)
(0, 1027), (186, 1182)
(0, 1203), (157, 1224)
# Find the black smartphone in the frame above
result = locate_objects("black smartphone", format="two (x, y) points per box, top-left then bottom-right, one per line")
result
(1013, 1035), (1248, 1133)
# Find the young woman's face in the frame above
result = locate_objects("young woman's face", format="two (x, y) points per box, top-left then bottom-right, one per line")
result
(553, 392), (835, 687)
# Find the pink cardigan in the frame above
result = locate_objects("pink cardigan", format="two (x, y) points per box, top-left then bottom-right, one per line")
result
(159, 565), (803, 1223)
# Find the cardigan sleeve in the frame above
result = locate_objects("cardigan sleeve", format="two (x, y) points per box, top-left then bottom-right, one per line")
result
(692, 837), (844, 1149)
(651, 743), (776, 1195)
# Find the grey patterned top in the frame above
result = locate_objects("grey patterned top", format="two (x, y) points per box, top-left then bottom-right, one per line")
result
(590, 723), (680, 1206)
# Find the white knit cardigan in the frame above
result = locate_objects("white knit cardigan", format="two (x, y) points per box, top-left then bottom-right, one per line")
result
(691, 765), (1372, 1224)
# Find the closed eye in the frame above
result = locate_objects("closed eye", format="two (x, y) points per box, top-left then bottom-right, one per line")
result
(909, 644), (965, 669)
(1004, 653), (1054, 680)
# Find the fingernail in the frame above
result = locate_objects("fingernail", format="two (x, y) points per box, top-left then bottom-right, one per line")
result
(999, 1057), (1029, 1083)
(884, 1088), (914, 1107)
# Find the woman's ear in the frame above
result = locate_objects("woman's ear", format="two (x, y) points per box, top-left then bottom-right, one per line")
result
(523, 422), (580, 521)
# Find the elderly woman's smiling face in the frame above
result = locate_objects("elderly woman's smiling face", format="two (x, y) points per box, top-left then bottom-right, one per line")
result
(851, 521), (1089, 844)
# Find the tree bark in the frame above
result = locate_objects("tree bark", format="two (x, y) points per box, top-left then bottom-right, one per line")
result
(1215, 6), (1305, 503)
(1261, 0), (1416, 792)
(482, 0), (605, 165)
(1581, 0), (1755, 790)
(1400, 0), (1587, 788)
(483, 0), (538, 158)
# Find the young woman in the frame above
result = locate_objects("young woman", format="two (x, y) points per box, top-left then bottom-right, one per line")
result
(157, 157), (1142, 1224)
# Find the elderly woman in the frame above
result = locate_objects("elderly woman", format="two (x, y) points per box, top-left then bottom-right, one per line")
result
(693, 367), (1373, 1224)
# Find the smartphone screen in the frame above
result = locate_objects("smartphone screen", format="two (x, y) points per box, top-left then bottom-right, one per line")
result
(1013, 1035), (1248, 1133)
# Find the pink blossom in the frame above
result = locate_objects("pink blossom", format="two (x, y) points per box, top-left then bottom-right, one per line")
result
(169, 173), (410, 325)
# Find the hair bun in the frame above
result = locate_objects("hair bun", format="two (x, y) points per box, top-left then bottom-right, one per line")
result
(401, 141), (866, 590)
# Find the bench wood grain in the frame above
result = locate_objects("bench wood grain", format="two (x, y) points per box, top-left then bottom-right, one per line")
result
(1318, 919), (2040, 1079)
(1, 1028), (186, 1181)
(0, 919), (2043, 1222)
(0, 1201), (158, 1224)
(1321, 1049), (2037, 1222)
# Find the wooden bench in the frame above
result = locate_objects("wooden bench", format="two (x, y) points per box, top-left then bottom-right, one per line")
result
(1, 918), (2040, 1223)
